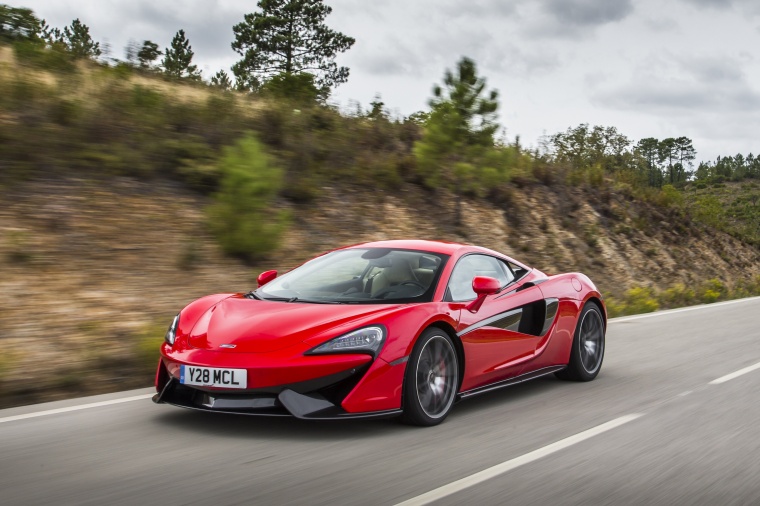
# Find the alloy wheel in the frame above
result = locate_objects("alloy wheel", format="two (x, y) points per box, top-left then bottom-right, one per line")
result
(579, 308), (604, 374)
(415, 335), (457, 419)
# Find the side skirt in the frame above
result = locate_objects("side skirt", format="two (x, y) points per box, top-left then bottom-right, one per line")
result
(457, 365), (566, 400)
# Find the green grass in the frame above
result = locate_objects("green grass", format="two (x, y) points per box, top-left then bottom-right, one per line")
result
(682, 181), (760, 247)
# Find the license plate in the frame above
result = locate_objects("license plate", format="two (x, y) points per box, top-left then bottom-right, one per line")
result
(180, 365), (247, 389)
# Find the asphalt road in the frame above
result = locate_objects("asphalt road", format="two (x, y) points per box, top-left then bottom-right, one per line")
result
(2, 297), (760, 506)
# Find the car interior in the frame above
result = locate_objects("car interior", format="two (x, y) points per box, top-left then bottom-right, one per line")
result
(264, 249), (447, 302)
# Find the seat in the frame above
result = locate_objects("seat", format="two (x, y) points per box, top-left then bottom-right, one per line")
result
(413, 268), (435, 287)
(413, 255), (441, 288)
(371, 257), (417, 297)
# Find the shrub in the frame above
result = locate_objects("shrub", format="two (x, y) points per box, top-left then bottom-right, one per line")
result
(700, 289), (720, 303)
(588, 162), (604, 188)
(657, 184), (684, 208)
(604, 297), (626, 318)
(176, 158), (221, 193)
(13, 40), (75, 73)
(130, 84), (164, 112)
(583, 224), (600, 249)
(698, 278), (727, 303)
(260, 72), (325, 103)
(623, 286), (659, 314)
(206, 133), (289, 262)
(745, 278), (759, 295)
(51, 99), (82, 126)
(661, 283), (696, 308)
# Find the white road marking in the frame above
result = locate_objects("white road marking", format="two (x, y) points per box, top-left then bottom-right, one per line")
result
(0, 394), (154, 424)
(610, 296), (760, 323)
(709, 361), (760, 385)
(394, 413), (643, 506)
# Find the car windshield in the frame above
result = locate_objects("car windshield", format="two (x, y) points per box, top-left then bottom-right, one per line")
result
(255, 248), (449, 304)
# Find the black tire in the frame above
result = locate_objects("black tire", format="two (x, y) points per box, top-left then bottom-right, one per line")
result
(400, 328), (459, 426)
(555, 302), (605, 382)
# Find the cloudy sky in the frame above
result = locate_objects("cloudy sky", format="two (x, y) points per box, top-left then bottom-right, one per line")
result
(17, 0), (760, 162)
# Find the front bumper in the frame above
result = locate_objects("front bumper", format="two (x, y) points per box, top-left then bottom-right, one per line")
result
(153, 347), (406, 418)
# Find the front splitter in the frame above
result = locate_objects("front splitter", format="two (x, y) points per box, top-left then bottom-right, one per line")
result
(153, 379), (401, 420)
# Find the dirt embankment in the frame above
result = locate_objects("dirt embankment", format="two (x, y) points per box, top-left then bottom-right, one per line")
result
(0, 175), (757, 407)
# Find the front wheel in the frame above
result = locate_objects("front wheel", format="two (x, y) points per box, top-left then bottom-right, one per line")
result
(556, 302), (605, 381)
(400, 328), (459, 426)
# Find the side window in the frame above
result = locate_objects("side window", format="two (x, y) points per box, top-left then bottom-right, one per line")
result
(508, 261), (529, 281)
(448, 255), (514, 302)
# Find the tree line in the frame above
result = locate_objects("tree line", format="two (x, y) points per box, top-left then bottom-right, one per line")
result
(550, 125), (758, 188)
(549, 126), (701, 188)
(0, 0), (354, 99)
(694, 154), (760, 183)
(2, 0), (757, 199)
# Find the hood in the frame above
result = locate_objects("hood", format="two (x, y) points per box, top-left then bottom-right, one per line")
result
(187, 295), (402, 353)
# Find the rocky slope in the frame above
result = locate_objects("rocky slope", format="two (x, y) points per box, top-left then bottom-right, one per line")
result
(0, 175), (757, 407)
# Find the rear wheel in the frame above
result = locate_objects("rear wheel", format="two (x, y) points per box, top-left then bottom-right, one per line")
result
(400, 328), (459, 426)
(556, 302), (605, 381)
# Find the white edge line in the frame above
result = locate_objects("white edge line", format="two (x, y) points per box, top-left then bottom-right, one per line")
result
(394, 413), (643, 506)
(610, 296), (760, 323)
(709, 361), (760, 385)
(0, 394), (154, 424)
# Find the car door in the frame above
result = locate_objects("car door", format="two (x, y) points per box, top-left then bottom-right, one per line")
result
(449, 254), (547, 391)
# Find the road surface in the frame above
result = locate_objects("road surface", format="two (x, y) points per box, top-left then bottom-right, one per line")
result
(2, 297), (759, 505)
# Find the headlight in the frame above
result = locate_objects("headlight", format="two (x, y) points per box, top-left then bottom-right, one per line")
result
(164, 314), (179, 345)
(309, 326), (386, 356)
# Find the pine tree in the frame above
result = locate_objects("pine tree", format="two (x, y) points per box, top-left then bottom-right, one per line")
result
(659, 138), (678, 184)
(429, 57), (499, 148)
(49, 18), (101, 58)
(674, 136), (696, 183)
(636, 138), (662, 187)
(231, 0), (354, 93)
(414, 57), (501, 226)
(137, 40), (160, 69)
(0, 5), (44, 43)
(211, 70), (233, 90)
(367, 94), (387, 120)
(207, 134), (289, 262)
(162, 29), (200, 80)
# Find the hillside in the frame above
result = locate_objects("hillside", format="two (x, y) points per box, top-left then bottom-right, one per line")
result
(683, 180), (760, 247)
(1, 173), (758, 407)
(1, 43), (759, 407)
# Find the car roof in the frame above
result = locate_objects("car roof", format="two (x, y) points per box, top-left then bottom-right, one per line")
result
(343, 239), (464, 255)
(343, 240), (520, 263)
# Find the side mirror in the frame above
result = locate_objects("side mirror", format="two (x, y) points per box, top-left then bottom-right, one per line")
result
(257, 270), (277, 287)
(465, 276), (500, 313)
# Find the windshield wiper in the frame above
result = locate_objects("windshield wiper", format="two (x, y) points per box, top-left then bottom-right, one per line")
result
(286, 297), (341, 304)
(255, 295), (339, 304)
(245, 290), (262, 300)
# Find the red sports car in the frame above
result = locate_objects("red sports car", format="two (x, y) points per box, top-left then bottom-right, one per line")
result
(154, 240), (606, 426)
